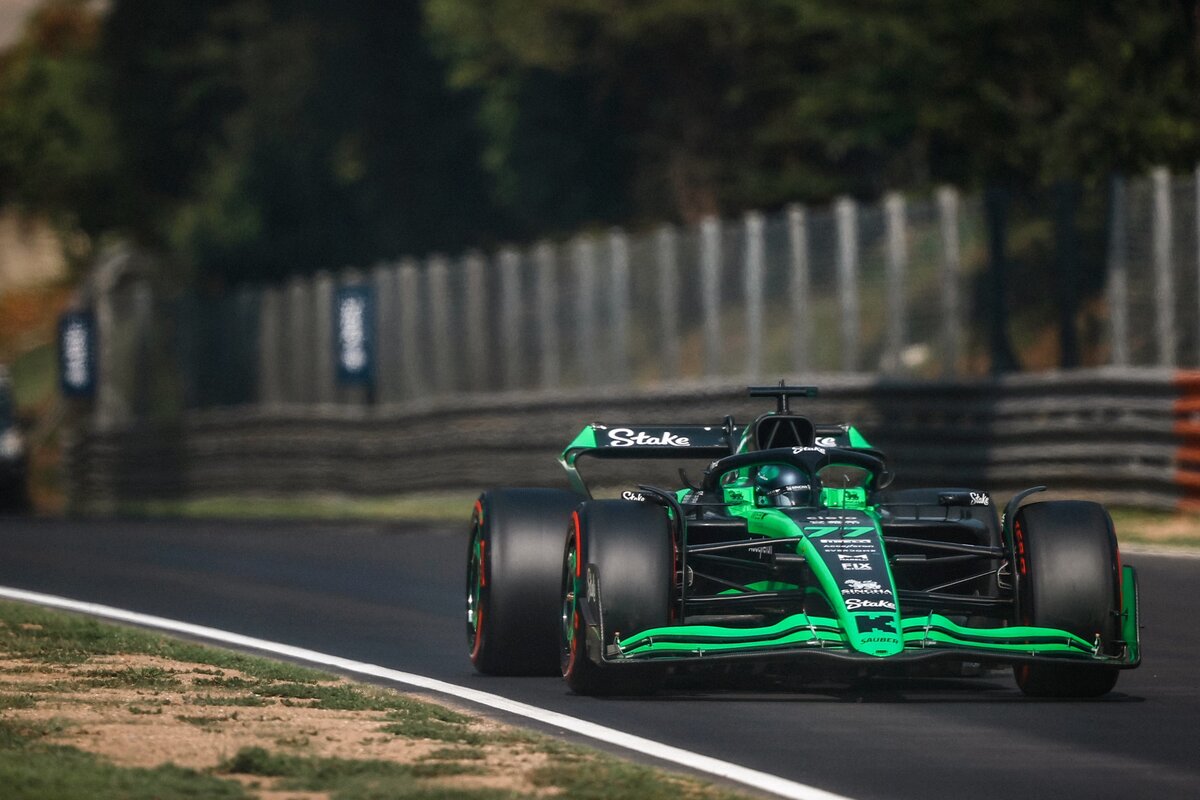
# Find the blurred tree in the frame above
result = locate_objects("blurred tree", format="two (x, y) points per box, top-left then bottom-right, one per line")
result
(0, 0), (121, 248)
(103, 0), (497, 284)
(2, 0), (1197, 287)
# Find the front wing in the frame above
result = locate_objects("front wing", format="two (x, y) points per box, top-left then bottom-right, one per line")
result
(592, 566), (1141, 671)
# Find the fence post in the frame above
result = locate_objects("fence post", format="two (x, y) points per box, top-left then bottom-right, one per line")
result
(533, 241), (560, 390)
(286, 275), (315, 403)
(937, 186), (964, 376)
(1152, 166), (1176, 367)
(427, 255), (453, 393)
(258, 285), (283, 407)
(499, 247), (523, 390)
(463, 252), (488, 387)
(656, 225), (681, 380)
(313, 271), (336, 404)
(398, 258), (424, 400)
(1106, 176), (1130, 367)
(835, 197), (860, 372)
(572, 236), (598, 384)
(744, 211), (765, 378)
(371, 262), (397, 403)
(608, 229), (631, 385)
(883, 193), (908, 373)
(787, 204), (811, 375)
(700, 216), (722, 377)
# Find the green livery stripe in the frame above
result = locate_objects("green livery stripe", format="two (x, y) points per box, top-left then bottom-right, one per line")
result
(1121, 564), (1140, 664)
(619, 614), (846, 655)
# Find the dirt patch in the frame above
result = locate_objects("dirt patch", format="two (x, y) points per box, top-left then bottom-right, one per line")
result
(0, 652), (558, 797)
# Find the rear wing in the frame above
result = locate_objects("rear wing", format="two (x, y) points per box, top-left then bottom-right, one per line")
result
(559, 420), (875, 496)
(559, 423), (737, 496)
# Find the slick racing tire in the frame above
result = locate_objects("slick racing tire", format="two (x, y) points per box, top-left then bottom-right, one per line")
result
(1011, 500), (1121, 698)
(467, 488), (582, 676)
(561, 500), (672, 696)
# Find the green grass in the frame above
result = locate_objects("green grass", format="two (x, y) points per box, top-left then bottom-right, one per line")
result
(116, 491), (479, 522)
(0, 599), (754, 800)
(1108, 507), (1200, 548)
(0, 720), (248, 800)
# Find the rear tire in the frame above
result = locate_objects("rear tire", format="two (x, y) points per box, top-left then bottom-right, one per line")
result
(1011, 501), (1121, 698)
(467, 488), (581, 675)
(561, 500), (672, 696)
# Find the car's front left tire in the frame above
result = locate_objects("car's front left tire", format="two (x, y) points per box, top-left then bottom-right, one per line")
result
(1010, 500), (1122, 698)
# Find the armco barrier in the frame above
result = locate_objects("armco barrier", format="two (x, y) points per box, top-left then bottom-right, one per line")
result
(1174, 372), (1200, 511)
(65, 368), (1185, 514)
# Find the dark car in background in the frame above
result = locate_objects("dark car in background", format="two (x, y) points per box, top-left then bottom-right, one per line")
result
(0, 366), (30, 511)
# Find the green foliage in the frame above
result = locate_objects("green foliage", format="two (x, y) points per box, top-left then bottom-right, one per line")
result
(0, 1), (121, 238)
(1, 1), (1197, 280)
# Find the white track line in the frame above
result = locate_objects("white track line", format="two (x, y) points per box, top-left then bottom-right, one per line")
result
(0, 585), (852, 800)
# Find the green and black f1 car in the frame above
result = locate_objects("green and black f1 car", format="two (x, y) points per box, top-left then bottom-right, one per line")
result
(466, 384), (1141, 697)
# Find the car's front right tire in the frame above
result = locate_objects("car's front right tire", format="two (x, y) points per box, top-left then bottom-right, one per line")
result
(561, 499), (672, 696)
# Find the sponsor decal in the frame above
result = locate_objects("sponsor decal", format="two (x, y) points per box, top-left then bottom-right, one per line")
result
(806, 516), (864, 525)
(860, 635), (898, 645)
(837, 554), (869, 561)
(855, 615), (898, 633)
(842, 563), (873, 571)
(586, 566), (597, 598)
(841, 579), (889, 595)
(970, 492), (991, 506)
(621, 491), (646, 502)
(609, 428), (691, 447)
(792, 446), (827, 455)
(815, 436), (839, 447)
(846, 598), (896, 611)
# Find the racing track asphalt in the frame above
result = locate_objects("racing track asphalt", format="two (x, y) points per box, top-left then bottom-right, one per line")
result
(0, 515), (1196, 800)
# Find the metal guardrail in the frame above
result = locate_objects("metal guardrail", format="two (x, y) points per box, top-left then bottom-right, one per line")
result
(65, 368), (1191, 513)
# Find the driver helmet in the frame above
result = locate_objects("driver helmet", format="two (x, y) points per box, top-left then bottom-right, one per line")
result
(754, 464), (813, 507)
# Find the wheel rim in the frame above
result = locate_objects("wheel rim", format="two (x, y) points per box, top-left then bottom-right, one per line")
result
(561, 537), (580, 674)
(466, 516), (484, 658)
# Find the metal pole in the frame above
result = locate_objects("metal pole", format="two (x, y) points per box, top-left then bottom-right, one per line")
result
(370, 262), (397, 403)
(572, 236), (598, 383)
(883, 193), (908, 373)
(937, 186), (963, 376)
(1106, 176), (1130, 367)
(499, 247), (523, 390)
(533, 241), (560, 389)
(656, 225), (681, 380)
(835, 197), (860, 372)
(1152, 166), (1176, 367)
(313, 271), (335, 405)
(700, 216), (722, 377)
(787, 204), (811, 375)
(427, 255), (453, 393)
(608, 229), (631, 385)
(258, 285), (283, 407)
(398, 258), (424, 400)
(744, 211), (765, 379)
(463, 252), (488, 388)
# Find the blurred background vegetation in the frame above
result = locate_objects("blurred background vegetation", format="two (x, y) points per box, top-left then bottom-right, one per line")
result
(0, 0), (1196, 287)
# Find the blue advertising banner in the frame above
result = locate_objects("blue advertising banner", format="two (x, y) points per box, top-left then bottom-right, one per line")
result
(335, 285), (374, 386)
(58, 310), (97, 398)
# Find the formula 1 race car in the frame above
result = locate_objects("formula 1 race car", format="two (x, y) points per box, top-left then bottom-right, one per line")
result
(466, 384), (1141, 697)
